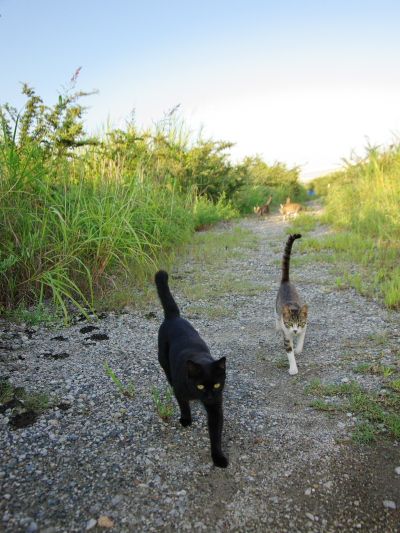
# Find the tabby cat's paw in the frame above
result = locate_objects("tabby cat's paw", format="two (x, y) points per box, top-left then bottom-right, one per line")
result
(179, 417), (192, 427)
(212, 453), (229, 468)
(288, 367), (298, 375)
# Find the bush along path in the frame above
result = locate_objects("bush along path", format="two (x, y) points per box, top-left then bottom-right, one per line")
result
(0, 208), (399, 532)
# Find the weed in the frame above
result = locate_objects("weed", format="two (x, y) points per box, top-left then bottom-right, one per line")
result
(21, 391), (50, 412)
(104, 361), (135, 398)
(354, 363), (396, 377)
(367, 332), (388, 345)
(0, 380), (14, 404)
(186, 304), (232, 319)
(286, 213), (318, 235)
(3, 304), (60, 327)
(306, 378), (400, 441)
(309, 399), (338, 412)
(388, 379), (400, 392)
(305, 378), (361, 397)
(384, 412), (400, 439)
(182, 276), (263, 301)
(151, 386), (174, 421)
(352, 422), (377, 444)
(335, 277), (346, 290)
(0, 380), (51, 415)
(349, 391), (385, 422)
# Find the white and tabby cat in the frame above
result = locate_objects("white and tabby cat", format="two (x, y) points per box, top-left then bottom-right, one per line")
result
(279, 202), (302, 220)
(275, 234), (308, 375)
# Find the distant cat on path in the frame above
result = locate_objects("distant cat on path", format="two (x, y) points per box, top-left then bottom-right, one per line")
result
(275, 234), (308, 375)
(254, 195), (273, 216)
(279, 201), (302, 220)
(155, 270), (228, 468)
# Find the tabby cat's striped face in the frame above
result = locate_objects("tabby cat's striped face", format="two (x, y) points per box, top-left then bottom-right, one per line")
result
(282, 304), (308, 334)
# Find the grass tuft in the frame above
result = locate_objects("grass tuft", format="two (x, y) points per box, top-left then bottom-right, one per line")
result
(104, 361), (135, 398)
(286, 213), (319, 235)
(352, 422), (377, 444)
(306, 378), (400, 441)
(151, 386), (174, 421)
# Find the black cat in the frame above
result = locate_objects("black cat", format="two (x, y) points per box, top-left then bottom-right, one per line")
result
(155, 270), (228, 468)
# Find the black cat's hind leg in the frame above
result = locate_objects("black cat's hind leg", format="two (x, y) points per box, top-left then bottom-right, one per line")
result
(177, 397), (192, 427)
(204, 402), (228, 468)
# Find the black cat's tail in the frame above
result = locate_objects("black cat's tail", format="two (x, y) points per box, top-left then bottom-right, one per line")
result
(281, 234), (301, 282)
(155, 270), (180, 319)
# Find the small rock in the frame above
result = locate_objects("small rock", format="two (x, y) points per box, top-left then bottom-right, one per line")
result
(395, 466), (400, 475)
(305, 512), (315, 521)
(98, 515), (114, 528)
(383, 500), (396, 510)
(305, 488), (312, 496)
(86, 518), (97, 530)
(27, 522), (38, 533)
(111, 495), (123, 506)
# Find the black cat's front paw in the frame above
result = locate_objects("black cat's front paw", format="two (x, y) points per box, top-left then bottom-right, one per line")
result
(212, 453), (229, 468)
(179, 417), (192, 427)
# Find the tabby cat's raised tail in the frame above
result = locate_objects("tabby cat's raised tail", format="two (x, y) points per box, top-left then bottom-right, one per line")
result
(281, 234), (302, 282)
(155, 270), (180, 318)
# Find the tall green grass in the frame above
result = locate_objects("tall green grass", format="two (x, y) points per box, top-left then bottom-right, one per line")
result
(312, 144), (400, 308)
(0, 138), (194, 316)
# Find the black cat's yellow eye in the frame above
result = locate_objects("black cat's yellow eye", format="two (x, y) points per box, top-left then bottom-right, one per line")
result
(196, 384), (205, 390)
(213, 383), (221, 389)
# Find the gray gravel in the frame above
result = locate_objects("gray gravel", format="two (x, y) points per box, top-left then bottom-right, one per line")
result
(1, 212), (399, 532)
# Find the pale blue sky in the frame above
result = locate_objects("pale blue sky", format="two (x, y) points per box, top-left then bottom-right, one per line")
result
(1, 0), (400, 177)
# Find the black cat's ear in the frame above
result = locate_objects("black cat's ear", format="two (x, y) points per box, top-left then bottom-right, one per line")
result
(215, 357), (226, 370)
(187, 360), (202, 378)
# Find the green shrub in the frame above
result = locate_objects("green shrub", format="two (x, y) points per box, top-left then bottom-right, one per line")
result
(193, 194), (238, 229)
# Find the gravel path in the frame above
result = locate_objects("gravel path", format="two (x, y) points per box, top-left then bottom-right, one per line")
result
(1, 211), (399, 532)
